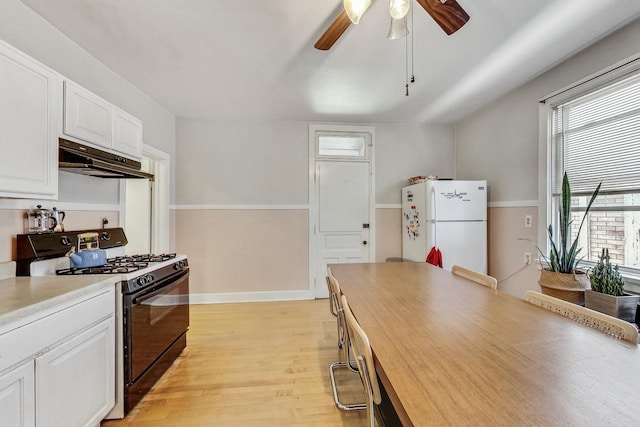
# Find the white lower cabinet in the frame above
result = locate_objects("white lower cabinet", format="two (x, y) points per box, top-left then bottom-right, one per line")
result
(0, 361), (35, 427)
(36, 317), (114, 427)
(0, 286), (115, 427)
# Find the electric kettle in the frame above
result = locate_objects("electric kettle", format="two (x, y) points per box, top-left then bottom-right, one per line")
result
(25, 205), (57, 233)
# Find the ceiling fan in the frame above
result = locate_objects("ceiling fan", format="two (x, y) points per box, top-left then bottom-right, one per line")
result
(314, 0), (470, 50)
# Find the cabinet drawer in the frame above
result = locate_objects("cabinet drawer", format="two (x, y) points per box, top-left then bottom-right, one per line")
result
(0, 288), (114, 374)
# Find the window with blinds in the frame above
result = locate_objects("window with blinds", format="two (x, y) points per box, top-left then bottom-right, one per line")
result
(550, 68), (640, 271)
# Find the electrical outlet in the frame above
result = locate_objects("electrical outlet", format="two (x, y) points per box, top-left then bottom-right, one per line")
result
(524, 215), (533, 228)
(524, 252), (532, 265)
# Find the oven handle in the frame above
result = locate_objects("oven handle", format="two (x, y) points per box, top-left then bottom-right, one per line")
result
(131, 269), (189, 304)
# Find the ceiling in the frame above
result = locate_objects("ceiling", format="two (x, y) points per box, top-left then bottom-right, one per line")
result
(20, 0), (640, 124)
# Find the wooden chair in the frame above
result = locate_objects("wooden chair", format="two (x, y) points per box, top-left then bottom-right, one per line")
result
(524, 290), (639, 344)
(451, 265), (498, 290)
(341, 294), (382, 427)
(327, 268), (365, 411)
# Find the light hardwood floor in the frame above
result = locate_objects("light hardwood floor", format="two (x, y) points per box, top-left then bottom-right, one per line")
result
(101, 300), (368, 427)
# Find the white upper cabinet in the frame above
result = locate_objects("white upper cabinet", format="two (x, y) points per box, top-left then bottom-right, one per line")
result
(0, 40), (59, 199)
(63, 81), (142, 160)
(63, 81), (112, 148)
(112, 106), (142, 158)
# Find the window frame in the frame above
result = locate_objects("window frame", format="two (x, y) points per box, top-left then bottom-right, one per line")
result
(315, 130), (371, 160)
(539, 53), (640, 294)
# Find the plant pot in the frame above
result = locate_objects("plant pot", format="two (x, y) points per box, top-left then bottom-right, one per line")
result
(584, 289), (640, 323)
(538, 269), (590, 305)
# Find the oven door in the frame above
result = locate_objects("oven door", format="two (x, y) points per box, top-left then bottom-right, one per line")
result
(124, 270), (189, 383)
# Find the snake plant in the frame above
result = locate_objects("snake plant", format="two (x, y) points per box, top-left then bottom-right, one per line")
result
(543, 172), (601, 274)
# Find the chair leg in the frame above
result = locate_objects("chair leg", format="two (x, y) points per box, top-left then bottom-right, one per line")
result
(329, 361), (367, 411)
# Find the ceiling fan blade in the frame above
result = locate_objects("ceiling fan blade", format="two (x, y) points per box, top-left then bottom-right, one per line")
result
(314, 10), (352, 50)
(415, 0), (470, 35)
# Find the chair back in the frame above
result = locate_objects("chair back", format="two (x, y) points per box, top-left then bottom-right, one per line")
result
(328, 267), (342, 297)
(341, 295), (382, 409)
(452, 265), (498, 290)
(327, 267), (339, 316)
(525, 290), (639, 344)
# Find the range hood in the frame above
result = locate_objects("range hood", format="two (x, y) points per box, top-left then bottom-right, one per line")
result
(59, 138), (154, 180)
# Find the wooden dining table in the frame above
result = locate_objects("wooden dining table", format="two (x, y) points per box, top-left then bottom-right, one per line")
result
(329, 262), (640, 427)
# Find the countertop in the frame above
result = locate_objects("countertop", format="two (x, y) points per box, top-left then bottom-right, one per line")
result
(0, 275), (117, 329)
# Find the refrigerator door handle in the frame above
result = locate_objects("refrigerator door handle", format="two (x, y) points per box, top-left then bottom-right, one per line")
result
(430, 187), (437, 247)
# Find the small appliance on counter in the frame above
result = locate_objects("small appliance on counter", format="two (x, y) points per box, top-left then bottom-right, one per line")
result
(16, 228), (189, 419)
(24, 205), (65, 233)
(25, 205), (56, 233)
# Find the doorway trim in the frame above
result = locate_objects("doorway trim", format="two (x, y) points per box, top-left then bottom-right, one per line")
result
(308, 124), (376, 298)
(120, 144), (171, 253)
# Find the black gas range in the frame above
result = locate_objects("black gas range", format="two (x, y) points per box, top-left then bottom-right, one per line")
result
(15, 228), (190, 418)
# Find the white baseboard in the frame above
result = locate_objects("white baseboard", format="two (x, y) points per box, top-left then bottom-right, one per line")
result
(189, 290), (316, 304)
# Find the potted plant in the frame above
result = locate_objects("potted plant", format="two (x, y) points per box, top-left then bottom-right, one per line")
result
(585, 248), (640, 322)
(538, 172), (601, 305)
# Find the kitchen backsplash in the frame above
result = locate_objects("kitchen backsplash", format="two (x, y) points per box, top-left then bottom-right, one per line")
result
(0, 209), (119, 263)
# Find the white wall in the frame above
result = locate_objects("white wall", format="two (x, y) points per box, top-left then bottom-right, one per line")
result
(375, 123), (454, 204)
(175, 120), (308, 205)
(455, 18), (640, 204)
(0, 0), (176, 205)
(174, 119), (454, 297)
(175, 119), (454, 206)
(453, 18), (640, 298)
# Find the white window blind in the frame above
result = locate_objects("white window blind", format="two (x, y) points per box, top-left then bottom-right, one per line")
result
(551, 71), (640, 195)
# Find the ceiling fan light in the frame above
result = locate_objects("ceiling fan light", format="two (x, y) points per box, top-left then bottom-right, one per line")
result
(389, 0), (410, 20)
(387, 16), (409, 39)
(344, 0), (372, 24)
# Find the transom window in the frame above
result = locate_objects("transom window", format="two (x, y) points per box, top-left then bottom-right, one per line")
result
(548, 63), (640, 274)
(317, 132), (369, 159)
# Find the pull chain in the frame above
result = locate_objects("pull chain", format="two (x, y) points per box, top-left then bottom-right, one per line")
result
(410, 3), (415, 84)
(404, 4), (415, 96)
(405, 21), (409, 96)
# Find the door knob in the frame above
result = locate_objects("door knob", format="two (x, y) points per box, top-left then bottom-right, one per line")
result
(363, 240), (368, 245)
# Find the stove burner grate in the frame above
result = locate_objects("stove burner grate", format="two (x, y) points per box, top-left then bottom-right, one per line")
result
(55, 253), (176, 276)
(109, 253), (177, 263)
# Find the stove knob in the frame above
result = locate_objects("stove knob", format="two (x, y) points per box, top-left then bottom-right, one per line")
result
(60, 236), (72, 246)
(137, 276), (147, 286)
(146, 274), (154, 283)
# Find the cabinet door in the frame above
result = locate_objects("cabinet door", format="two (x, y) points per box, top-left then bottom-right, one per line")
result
(63, 81), (112, 148)
(0, 40), (59, 199)
(112, 106), (142, 159)
(0, 361), (35, 427)
(36, 317), (115, 427)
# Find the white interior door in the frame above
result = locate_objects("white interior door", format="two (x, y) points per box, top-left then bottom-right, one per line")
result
(315, 160), (372, 297)
(309, 125), (375, 298)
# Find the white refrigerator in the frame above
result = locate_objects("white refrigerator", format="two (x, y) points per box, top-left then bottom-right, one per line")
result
(402, 180), (487, 273)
